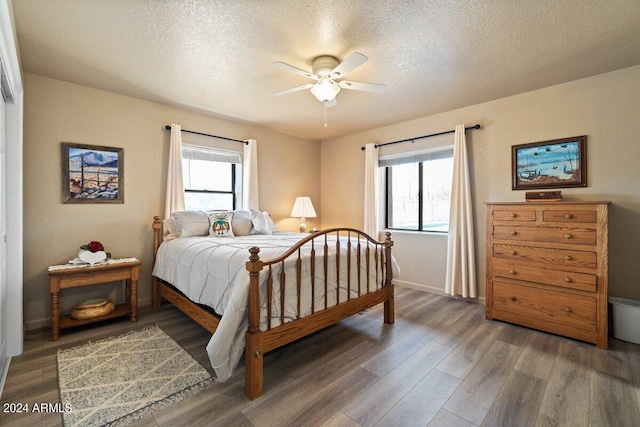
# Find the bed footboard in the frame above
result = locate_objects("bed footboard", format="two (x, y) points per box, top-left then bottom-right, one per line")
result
(244, 228), (394, 399)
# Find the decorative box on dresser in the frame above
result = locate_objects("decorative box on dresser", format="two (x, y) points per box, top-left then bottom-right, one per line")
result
(485, 201), (609, 349)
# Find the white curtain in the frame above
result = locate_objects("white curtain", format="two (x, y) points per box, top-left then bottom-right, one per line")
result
(243, 139), (259, 210)
(445, 124), (477, 298)
(363, 143), (379, 238)
(164, 123), (185, 218)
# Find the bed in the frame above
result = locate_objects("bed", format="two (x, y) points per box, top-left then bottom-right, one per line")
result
(151, 210), (397, 399)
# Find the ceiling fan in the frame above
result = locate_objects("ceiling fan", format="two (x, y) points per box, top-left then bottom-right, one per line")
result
(272, 52), (387, 108)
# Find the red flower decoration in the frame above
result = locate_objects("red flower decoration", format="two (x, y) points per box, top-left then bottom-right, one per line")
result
(80, 241), (110, 258)
(88, 241), (104, 252)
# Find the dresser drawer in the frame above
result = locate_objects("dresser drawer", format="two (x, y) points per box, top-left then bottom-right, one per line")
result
(493, 225), (597, 245)
(542, 209), (597, 223)
(493, 209), (537, 221)
(493, 244), (597, 270)
(492, 280), (596, 332)
(492, 259), (597, 292)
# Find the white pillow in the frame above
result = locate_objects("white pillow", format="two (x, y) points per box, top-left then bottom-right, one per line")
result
(250, 209), (276, 235)
(162, 218), (180, 241)
(266, 213), (277, 233)
(172, 211), (210, 237)
(208, 211), (235, 237)
(232, 210), (254, 236)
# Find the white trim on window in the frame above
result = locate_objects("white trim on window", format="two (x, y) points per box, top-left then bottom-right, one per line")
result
(181, 144), (241, 164)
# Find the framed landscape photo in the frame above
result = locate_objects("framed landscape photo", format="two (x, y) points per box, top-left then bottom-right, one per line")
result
(512, 135), (586, 190)
(61, 143), (124, 203)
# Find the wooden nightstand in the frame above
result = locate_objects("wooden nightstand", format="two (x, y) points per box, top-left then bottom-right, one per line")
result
(48, 258), (140, 340)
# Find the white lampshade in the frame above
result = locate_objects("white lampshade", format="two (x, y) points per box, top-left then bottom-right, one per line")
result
(310, 79), (340, 102)
(290, 196), (317, 218)
(290, 197), (317, 232)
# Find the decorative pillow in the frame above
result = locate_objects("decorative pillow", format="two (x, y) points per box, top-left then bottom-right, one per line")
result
(250, 209), (277, 235)
(208, 211), (235, 237)
(232, 210), (253, 236)
(172, 211), (210, 237)
(265, 213), (277, 233)
(162, 218), (180, 241)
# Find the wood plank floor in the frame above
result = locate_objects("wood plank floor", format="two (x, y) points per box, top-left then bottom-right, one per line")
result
(2, 287), (640, 426)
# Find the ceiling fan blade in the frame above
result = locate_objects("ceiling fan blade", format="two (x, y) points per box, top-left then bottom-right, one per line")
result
(325, 98), (338, 108)
(273, 83), (314, 96)
(272, 61), (317, 80)
(330, 52), (368, 78)
(338, 80), (387, 93)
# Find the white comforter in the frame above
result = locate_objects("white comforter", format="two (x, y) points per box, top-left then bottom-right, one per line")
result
(152, 232), (398, 382)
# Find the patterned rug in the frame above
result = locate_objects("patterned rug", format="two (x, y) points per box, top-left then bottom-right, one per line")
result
(56, 325), (213, 427)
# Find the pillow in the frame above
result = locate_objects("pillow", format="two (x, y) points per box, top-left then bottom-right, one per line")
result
(208, 211), (235, 237)
(231, 210), (253, 236)
(172, 211), (210, 237)
(250, 209), (277, 235)
(162, 218), (180, 241)
(265, 213), (277, 233)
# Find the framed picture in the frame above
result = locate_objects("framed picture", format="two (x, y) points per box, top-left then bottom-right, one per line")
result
(512, 136), (586, 190)
(61, 142), (124, 203)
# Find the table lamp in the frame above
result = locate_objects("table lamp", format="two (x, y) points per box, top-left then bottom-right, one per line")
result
(290, 196), (317, 233)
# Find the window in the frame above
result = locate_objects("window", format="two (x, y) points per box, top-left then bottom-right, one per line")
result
(181, 145), (242, 211)
(383, 147), (453, 232)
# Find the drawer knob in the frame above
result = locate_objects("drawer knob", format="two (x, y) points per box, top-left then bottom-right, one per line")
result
(565, 214), (573, 219)
(510, 231), (518, 235)
(564, 307), (573, 313)
(510, 250), (517, 255)
(564, 277), (573, 282)
(565, 234), (573, 239)
(511, 213), (517, 218)
(509, 296), (516, 301)
(565, 255), (573, 260)
(510, 270), (516, 275)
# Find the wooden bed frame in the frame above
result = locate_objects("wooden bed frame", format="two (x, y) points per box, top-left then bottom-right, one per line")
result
(151, 216), (395, 399)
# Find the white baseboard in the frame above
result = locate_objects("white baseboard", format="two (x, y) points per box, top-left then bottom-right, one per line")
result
(395, 279), (448, 296)
(395, 279), (485, 305)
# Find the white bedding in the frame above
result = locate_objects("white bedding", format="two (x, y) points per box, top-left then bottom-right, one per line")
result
(152, 231), (399, 382)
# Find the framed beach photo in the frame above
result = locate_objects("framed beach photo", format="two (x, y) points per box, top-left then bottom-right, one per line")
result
(512, 136), (587, 190)
(61, 142), (124, 203)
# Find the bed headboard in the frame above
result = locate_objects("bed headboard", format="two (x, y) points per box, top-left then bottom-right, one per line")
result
(152, 216), (163, 267)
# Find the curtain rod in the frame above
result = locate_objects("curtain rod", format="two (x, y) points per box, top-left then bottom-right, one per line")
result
(164, 125), (248, 145)
(360, 124), (481, 151)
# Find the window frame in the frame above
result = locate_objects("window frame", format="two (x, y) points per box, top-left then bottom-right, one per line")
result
(383, 146), (453, 233)
(181, 144), (242, 211)
(183, 163), (237, 210)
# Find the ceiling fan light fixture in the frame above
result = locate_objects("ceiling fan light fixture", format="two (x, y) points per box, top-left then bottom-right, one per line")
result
(273, 52), (385, 117)
(310, 79), (340, 102)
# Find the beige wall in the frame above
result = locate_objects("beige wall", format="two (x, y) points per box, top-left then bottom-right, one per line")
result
(23, 73), (321, 330)
(321, 65), (640, 301)
(22, 64), (640, 329)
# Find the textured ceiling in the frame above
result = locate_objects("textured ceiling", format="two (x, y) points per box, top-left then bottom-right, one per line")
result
(11, 0), (640, 141)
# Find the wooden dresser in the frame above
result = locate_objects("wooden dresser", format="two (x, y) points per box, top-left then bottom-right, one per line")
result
(485, 201), (609, 348)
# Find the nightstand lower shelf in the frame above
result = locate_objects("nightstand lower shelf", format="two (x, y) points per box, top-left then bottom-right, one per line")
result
(58, 303), (133, 329)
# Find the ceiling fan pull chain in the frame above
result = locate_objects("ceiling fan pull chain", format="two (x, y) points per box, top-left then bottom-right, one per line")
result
(323, 102), (328, 127)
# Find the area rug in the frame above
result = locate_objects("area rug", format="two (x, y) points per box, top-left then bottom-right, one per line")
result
(56, 325), (213, 427)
